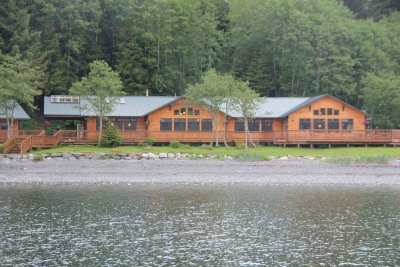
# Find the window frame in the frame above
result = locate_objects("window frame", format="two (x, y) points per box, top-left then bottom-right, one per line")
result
(160, 118), (172, 131)
(188, 118), (200, 131)
(299, 119), (311, 130)
(124, 118), (137, 131)
(201, 119), (212, 132)
(313, 118), (326, 130)
(174, 118), (186, 131)
(261, 119), (273, 131)
(328, 119), (339, 130)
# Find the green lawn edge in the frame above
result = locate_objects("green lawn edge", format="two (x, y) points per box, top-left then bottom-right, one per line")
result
(31, 145), (400, 158)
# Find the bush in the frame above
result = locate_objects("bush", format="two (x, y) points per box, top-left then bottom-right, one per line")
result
(235, 141), (246, 149)
(33, 154), (44, 162)
(100, 125), (121, 147)
(170, 140), (182, 148)
(326, 155), (391, 165)
(0, 144), (3, 154)
(234, 151), (266, 161)
(144, 137), (155, 146)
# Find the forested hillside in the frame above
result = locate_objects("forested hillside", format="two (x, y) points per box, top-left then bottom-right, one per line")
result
(1, 0), (399, 127)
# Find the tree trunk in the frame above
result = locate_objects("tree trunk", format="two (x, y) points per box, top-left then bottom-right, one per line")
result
(210, 114), (214, 147)
(98, 116), (103, 146)
(215, 112), (219, 147)
(6, 118), (13, 139)
(244, 117), (248, 150)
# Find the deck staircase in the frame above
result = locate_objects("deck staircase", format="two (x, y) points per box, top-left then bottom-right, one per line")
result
(2, 131), (62, 154)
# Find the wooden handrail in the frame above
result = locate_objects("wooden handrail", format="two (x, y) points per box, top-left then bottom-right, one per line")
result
(19, 136), (32, 154)
(2, 136), (17, 154)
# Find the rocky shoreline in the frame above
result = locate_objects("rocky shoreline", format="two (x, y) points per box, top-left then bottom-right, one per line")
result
(1, 152), (400, 186)
(0, 151), (318, 162)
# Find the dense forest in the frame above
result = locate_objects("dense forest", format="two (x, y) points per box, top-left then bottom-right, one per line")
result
(1, 0), (400, 127)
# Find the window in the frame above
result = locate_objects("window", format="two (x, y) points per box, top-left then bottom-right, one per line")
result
(0, 121), (7, 130)
(201, 119), (212, 131)
(313, 110), (319, 115)
(327, 108), (333, 115)
(96, 118), (108, 130)
(180, 108), (186, 115)
(174, 118), (186, 131)
(342, 119), (354, 130)
(188, 119), (200, 131)
(194, 110), (200, 115)
(313, 119), (325, 129)
(328, 119), (339, 129)
(174, 110), (179, 115)
(124, 118), (136, 131)
(261, 119), (273, 131)
(234, 120), (245, 132)
(160, 118), (172, 131)
(111, 118), (123, 130)
(188, 108), (193, 115)
(248, 119), (260, 132)
(50, 95), (80, 103)
(299, 119), (311, 130)
(320, 108), (326, 115)
(334, 110), (339, 115)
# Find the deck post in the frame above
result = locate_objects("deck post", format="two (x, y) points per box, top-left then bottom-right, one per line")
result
(297, 144), (300, 148)
(310, 144), (314, 149)
(328, 144), (331, 148)
(365, 144), (368, 147)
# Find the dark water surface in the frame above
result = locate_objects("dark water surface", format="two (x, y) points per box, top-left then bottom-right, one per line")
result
(1, 185), (400, 266)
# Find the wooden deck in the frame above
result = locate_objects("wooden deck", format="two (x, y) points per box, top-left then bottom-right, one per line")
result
(1, 129), (400, 153)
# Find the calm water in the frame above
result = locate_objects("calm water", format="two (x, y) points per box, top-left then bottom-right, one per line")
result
(1, 185), (400, 266)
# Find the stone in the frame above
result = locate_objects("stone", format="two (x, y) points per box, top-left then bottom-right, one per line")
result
(168, 153), (175, 158)
(159, 153), (168, 159)
(198, 154), (204, 158)
(279, 156), (288, 160)
(148, 153), (159, 159)
(51, 153), (63, 158)
(71, 153), (85, 159)
(141, 153), (149, 159)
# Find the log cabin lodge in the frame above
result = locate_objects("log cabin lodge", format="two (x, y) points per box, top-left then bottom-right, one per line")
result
(2, 94), (400, 153)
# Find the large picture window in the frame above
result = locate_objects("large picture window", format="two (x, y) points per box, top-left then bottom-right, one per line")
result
(261, 119), (273, 131)
(160, 118), (172, 131)
(96, 118), (108, 130)
(328, 119), (339, 129)
(299, 119), (311, 130)
(111, 118), (123, 130)
(248, 119), (260, 132)
(313, 119), (325, 130)
(124, 118), (136, 131)
(188, 119), (200, 131)
(201, 119), (212, 132)
(174, 118), (186, 131)
(234, 120), (245, 132)
(342, 119), (354, 130)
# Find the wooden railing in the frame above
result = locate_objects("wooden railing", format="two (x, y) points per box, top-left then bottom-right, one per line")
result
(19, 136), (32, 154)
(2, 136), (16, 154)
(31, 130), (62, 148)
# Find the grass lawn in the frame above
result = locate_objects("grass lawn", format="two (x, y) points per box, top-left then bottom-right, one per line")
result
(32, 145), (400, 158)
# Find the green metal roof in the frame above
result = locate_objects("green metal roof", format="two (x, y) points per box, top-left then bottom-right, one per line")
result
(0, 103), (30, 119)
(44, 94), (365, 119)
(44, 96), (181, 117)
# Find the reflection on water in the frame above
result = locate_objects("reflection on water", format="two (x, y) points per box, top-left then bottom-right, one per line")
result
(0, 185), (400, 266)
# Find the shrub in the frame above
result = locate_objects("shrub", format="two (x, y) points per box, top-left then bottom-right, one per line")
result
(170, 140), (182, 148)
(100, 125), (121, 147)
(144, 137), (155, 146)
(326, 155), (391, 165)
(0, 144), (3, 154)
(234, 151), (266, 161)
(181, 144), (191, 149)
(235, 141), (246, 149)
(33, 154), (44, 162)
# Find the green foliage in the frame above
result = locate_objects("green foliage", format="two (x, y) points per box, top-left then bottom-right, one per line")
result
(170, 140), (182, 148)
(1, 0), (400, 128)
(326, 155), (391, 165)
(0, 144), (3, 154)
(234, 151), (266, 161)
(144, 137), (156, 146)
(20, 120), (42, 130)
(33, 154), (44, 162)
(100, 125), (121, 147)
(235, 142), (246, 150)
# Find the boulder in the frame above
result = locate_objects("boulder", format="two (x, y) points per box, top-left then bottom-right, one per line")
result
(159, 152), (168, 159)
(148, 152), (159, 159)
(279, 156), (288, 160)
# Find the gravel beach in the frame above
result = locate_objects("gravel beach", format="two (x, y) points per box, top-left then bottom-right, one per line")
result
(1, 158), (400, 186)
